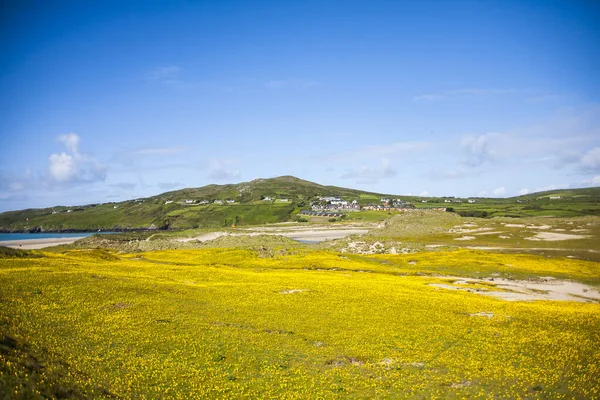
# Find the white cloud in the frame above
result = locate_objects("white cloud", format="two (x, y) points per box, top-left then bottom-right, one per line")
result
(582, 175), (600, 186)
(49, 152), (77, 182)
(461, 133), (500, 167)
(581, 147), (600, 171)
(58, 133), (80, 154)
(208, 160), (240, 181)
(492, 186), (506, 196)
(340, 158), (397, 184)
(48, 133), (107, 185)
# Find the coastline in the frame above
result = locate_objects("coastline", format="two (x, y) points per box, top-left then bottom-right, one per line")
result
(1, 237), (86, 250)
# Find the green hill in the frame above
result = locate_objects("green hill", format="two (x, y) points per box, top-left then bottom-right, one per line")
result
(1, 177), (599, 232)
(0, 176), (396, 232)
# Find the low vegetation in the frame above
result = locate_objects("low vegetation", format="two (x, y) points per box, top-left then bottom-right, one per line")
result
(1, 247), (599, 398)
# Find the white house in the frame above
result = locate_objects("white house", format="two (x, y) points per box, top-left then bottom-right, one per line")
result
(185, 199), (194, 204)
(279, 198), (289, 202)
(263, 196), (272, 201)
(214, 199), (223, 204)
(226, 199), (235, 204)
(468, 199), (476, 203)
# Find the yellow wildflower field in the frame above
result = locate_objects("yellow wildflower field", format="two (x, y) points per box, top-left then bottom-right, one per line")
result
(1, 248), (599, 399)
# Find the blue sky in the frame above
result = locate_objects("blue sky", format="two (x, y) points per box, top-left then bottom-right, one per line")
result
(1, 0), (599, 211)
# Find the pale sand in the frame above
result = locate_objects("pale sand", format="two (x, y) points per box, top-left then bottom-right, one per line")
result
(178, 228), (369, 243)
(1, 237), (86, 249)
(525, 232), (589, 241)
(454, 236), (476, 241)
(430, 276), (600, 302)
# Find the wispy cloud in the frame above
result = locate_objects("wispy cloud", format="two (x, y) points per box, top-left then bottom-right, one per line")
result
(413, 88), (516, 102)
(581, 147), (600, 172)
(145, 65), (199, 89)
(147, 65), (181, 81)
(582, 175), (600, 187)
(158, 182), (183, 190)
(110, 182), (137, 190)
(323, 141), (430, 162)
(460, 133), (501, 167)
(492, 186), (506, 196)
(340, 158), (397, 184)
(208, 159), (240, 181)
(132, 147), (188, 157)
(426, 167), (474, 181)
(524, 94), (564, 103)
(266, 79), (319, 90)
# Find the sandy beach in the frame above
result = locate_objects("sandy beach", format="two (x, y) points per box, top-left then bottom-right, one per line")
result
(1, 237), (86, 250)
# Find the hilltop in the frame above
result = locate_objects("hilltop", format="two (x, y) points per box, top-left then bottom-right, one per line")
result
(0, 176), (599, 232)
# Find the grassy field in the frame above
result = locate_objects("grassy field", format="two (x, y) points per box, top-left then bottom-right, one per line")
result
(1, 247), (599, 399)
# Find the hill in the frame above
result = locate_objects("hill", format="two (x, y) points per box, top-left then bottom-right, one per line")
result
(0, 176), (397, 232)
(0, 177), (599, 232)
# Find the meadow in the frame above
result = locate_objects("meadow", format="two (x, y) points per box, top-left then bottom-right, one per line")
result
(1, 247), (599, 399)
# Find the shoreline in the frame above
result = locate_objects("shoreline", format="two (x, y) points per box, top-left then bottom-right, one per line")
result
(1, 237), (86, 250)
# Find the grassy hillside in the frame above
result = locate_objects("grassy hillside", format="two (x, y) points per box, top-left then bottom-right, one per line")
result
(1, 176), (599, 232)
(412, 187), (600, 218)
(0, 176), (396, 232)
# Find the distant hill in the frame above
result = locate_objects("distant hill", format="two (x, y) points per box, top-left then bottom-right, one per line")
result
(0, 176), (598, 232)
(0, 176), (398, 232)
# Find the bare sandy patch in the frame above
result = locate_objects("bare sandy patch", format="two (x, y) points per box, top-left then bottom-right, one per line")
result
(454, 236), (476, 241)
(470, 312), (494, 318)
(280, 289), (306, 294)
(449, 227), (493, 234)
(525, 232), (589, 241)
(473, 231), (503, 236)
(177, 232), (228, 242)
(178, 227), (369, 244)
(504, 223), (526, 228)
(430, 276), (600, 302)
(527, 225), (552, 230)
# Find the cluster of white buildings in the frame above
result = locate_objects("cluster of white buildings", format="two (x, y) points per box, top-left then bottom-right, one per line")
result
(311, 196), (361, 211)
